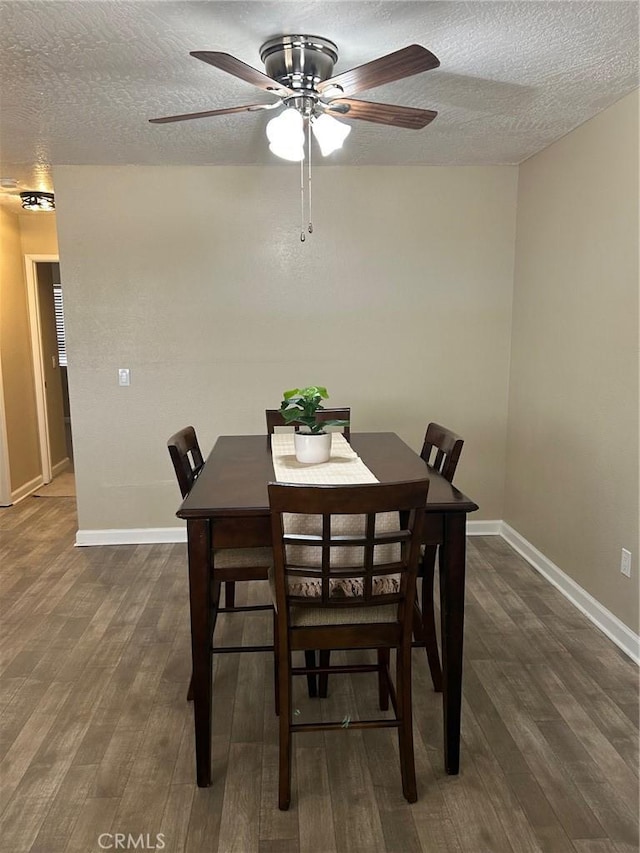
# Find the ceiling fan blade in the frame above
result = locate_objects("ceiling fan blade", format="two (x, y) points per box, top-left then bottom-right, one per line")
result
(327, 99), (437, 129)
(149, 103), (274, 124)
(190, 51), (294, 96)
(318, 44), (439, 98)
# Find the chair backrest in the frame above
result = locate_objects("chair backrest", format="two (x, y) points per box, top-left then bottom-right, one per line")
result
(265, 407), (351, 441)
(420, 422), (464, 483)
(167, 426), (205, 498)
(268, 480), (429, 613)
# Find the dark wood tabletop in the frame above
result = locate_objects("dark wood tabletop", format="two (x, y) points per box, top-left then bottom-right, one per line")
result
(177, 432), (478, 517)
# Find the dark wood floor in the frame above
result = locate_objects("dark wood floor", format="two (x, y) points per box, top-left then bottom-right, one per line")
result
(0, 496), (638, 853)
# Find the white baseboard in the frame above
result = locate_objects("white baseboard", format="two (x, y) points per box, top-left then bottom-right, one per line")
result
(73, 518), (639, 665)
(11, 475), (44, 505)
(7, 463), (71, 506)
(467, 519), (502, 535)
(76, 527), (186, 546)
(77, 519), (498, 546)
(52, 457), (71, 477)
(501, 522), (639, 665)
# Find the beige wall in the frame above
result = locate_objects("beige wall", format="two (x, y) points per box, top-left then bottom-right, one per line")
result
(0, 208), (42, 492)
(18, 212), (59, 256)
(53, 164), (518, 531)
(505, 91), (639, 632)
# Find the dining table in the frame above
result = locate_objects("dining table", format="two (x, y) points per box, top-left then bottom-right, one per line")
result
(176, 431), (479, 787)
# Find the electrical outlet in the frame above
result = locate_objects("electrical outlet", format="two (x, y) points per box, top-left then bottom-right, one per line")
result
(620, 548), (631, 578)
(118, 368), (130, 386)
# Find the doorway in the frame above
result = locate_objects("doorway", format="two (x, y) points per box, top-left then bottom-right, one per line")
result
(25, 255), (74, 492)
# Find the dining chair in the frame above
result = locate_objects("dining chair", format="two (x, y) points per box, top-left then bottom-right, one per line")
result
(167, 426), (273, 699)
(265, 407), (351, 441)
(266, 406), (351, 696)
(413, 422), (464, 692)
(268, 478), (429, 809)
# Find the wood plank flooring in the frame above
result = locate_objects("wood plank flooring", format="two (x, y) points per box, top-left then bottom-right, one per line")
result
(0, 497), (637, 852)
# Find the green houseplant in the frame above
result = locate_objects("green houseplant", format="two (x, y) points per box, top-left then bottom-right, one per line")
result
(279, 386), (349, 433)
(278, 386), (349, 463)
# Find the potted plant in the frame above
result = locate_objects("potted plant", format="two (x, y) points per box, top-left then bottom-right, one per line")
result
(279, 385), (349, 463)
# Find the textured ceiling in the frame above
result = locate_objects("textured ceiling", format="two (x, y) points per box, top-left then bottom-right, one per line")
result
(0, 1), (638, 207)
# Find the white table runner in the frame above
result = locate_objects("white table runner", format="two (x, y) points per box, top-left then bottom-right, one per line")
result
(270, 433), (377, 484)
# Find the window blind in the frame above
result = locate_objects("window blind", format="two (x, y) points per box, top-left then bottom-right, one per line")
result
(53, 285), (67, 367)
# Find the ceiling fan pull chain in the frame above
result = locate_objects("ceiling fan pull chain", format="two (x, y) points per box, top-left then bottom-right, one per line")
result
(307, 120), (313, 235)
(300, 154), (306, 242)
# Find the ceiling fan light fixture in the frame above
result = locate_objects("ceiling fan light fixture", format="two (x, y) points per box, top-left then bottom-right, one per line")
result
(268, 141), (305, 162)
(311, 113), (351, 156)
(266, 107), (305, 160)
(20, 191), (55, 211)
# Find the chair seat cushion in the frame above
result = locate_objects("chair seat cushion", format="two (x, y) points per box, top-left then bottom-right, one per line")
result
(214, 547), (273, 568)
(289, 601), (398, 627)
(268, 564), (400, 626)
(269, 565), (399, 599)
(288, 575), (400, 598)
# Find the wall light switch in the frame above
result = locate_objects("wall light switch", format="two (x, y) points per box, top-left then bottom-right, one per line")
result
(118, 368), (130, 386)
(621, 548), (632, 578)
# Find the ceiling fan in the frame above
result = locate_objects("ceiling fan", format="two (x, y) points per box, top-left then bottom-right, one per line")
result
(150, 35), (439, 237)
(150, 35), (439, 136)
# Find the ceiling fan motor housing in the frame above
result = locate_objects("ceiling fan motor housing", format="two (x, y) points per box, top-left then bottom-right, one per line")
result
(260, 35), (338, 92)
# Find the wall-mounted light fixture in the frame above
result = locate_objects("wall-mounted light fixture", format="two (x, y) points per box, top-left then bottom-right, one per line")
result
(20, 191), (55, 211)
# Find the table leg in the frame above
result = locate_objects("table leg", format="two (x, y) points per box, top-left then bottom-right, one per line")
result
(187, 517), (213, 787)
(439, 511), (466, 775)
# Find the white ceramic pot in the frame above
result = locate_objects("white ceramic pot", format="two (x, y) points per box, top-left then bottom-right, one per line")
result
(293, 431), (332, 464)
